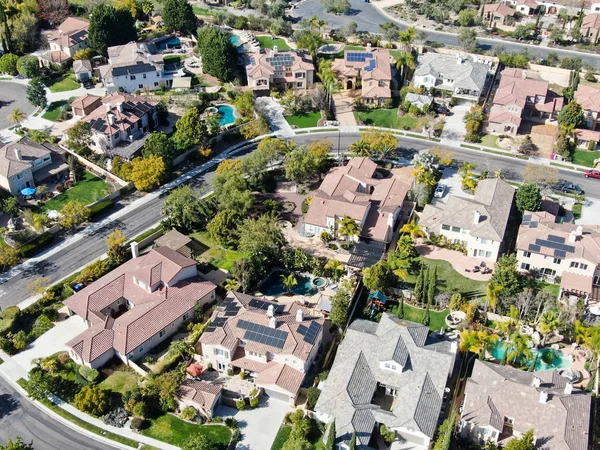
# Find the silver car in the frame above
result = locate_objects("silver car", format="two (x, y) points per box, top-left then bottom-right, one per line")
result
(434, 184), (446, 198)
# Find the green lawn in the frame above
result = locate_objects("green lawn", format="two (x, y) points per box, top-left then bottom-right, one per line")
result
(191, 231), (247, 272)
(44, 74), (80, 93)
(270, 420), (325, 450)
(163, 54), (182, 64)
(573, 149), (600, 167)
(391, 303), (449, 331)
(141, 414), (231, 447)
(98, 371), (139, 395)
(480, 134), (500, 149)
(271, 425), (292, 450)
(257, 36), (291, 51)
(42, 171), (108, 211)
(285, 111), (321, 128)
(573, 202), (583, 219)
(192, 6), (214, 15)
(42, 101), (68, 122)
(354, 109), (419, 130)
(541, 281), (561, 298)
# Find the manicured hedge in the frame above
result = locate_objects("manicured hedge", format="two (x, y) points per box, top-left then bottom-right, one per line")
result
(19, 232), (54, 257)
(89, 199), (114, 219)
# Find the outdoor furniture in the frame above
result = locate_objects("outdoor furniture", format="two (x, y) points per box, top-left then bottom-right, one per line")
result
(473, 266), (480, 273)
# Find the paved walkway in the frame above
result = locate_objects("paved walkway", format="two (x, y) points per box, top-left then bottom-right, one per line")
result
(333, 93), (358, 127)
(415, 244), (493, 281)
(441, 102), (469, 141)
(254, 97), (295, 138)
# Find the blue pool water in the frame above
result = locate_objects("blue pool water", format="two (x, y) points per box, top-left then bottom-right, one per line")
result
(259, 270), (315, 297)
(217, 105), (236, 126)
(230, 34), (242, 47)
(490, 342), (572, 371)
(156, 36), (181, 50)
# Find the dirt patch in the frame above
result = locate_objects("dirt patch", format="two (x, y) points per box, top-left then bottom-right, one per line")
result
(519, 121), (558, 159)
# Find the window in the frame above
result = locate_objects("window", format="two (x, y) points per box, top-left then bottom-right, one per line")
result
(43, 156), (50, 162)
(521, 263), (530, 271)
(16, 173), (24, 180)
(570, 262), (588, 270)
(154, 82), (159, 86)
(295, 72), (305, 79)
(138, 345), (144, 353)
(553, 258), (562, 264)
(480, 238), (489, 244)
(523, 251), (531, 258)
(159, 328), (166, 338)
(143, 74), (147, 79)
(214, 348), (228, 358)
(296, 82), (303, 88)
(130, 75), (136, 80)
(139, 84), (143, 89)
(183, 312), (190, 321)
(441, 224), (451, 231)
(451, 226), (461, 233)
(594, 276), (600, 286)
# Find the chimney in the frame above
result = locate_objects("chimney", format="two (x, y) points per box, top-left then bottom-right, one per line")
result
(296, 309), (304, 323)
(473, 211), (481, 224)
(521, 70), (527, 80)
(564, 382), (573, 395)
(532, 376), (541, 388)
(116, 102), (123, 113)
(273, 45), (278, 54)
(269, 316), (277, 328)
(104, 103), (112, 113)
(366, 42), (372, 48)
(569, 230), (577, 243)
(267, 304), (274, 317)
(108, 114), (115, 125)
(576, 226), (583, 236)
(14, 148), (22, 161)
(456, 53), (462, 65)
(539, 391), (548, 403)
(269, 49), (274, 57)
(130, 241), (139, 259)
(148, 53), (153, 63)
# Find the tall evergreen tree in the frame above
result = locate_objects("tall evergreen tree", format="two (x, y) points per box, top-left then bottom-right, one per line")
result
(427, 266), (436, 306)
(325, 421), (336, 450)
(414, 266), (424, 304)
(398, 296), (404, 319)
(88, 4), (137, 54)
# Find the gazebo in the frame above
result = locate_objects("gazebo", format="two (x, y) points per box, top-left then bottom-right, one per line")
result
(367, 291), (388, 309)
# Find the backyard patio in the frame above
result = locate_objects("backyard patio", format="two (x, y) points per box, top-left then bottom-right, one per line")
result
(415, 244), (493, 282)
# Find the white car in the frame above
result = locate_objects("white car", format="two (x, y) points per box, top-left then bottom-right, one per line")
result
(434, 184), (446, 198)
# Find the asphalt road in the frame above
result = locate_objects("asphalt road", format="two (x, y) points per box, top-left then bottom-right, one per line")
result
(293, 0), (600, 65)
(0, 82), (36, 130)
(0, 133), (597, 308)
(0, 375), (116, 450)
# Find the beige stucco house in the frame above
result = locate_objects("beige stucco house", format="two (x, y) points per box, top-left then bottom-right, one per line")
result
(245, 49), (315, 92)
(40, 17), (89, 66)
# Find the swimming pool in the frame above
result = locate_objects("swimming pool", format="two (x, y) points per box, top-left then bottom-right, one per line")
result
(259, 270), (315, 297)
(156, 36), (181, 50)
(230, 34), (242, 47)
(217, 105), (236, 126)
(490, 342), (572, 371)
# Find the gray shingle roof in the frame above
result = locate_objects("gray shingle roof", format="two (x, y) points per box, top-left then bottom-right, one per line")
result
(415, 53), (489, 93)
(347, 352), (377, 405)
(353, 409), (376, 446)
(414, 373), (443, 438)
(392, 335), (409, 366)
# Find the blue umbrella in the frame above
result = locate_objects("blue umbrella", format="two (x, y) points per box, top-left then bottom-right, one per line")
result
(20, 187), (36, 196)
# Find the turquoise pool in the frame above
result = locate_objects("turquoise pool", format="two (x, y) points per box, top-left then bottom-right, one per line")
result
(217, 105), (236, 126)
(259, 270), (315, 297)
(230, 34), (242, 47)
(156, 36), (181, 50)
(490, 342), (571, 371)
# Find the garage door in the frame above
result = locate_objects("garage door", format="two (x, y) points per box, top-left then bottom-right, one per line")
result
(263, 388), (290, 403)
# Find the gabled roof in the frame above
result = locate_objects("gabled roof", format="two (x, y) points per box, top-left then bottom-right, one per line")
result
(178, 379), (222, 411)
(0, 137), (54, 178)
(483, 2), (516, 15)
(246, 50), (314, 80)
(575, 84), (600, 112)
(46, 17), (89, 48)
(493, 68), (549, 108)
(415, 53), (489, 93)
(74, 59), (92, 73)
(582, 12), (600, 29)
(155, 229), (193, 251)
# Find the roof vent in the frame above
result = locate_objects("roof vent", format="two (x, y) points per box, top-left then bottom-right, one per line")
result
(569, 230), (577, 243)
(108, 114), (116, 125)
(116, 102), (123, 113)
(564, 382), (573, 395)
(539, 390), (548, 403)
(273, 45), (278, 54)
(532, 376), (541, 387)
(130, 241), (139, 259)
(296, 309), (304, 323)
(267, 304), (274, 317)
(269, 316), (277, 328)
(576, 225), (583, 236)
(473, 211), (481, 224)
(105, 103), (112, 113)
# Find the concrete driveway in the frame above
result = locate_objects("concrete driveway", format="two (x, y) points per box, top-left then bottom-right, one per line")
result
(0, 82), (36, 130)
(215, 397), (292, 450)
(441, 101), (471, 141)
(12, 316), (88, 371)
(254, 97), (295, 138)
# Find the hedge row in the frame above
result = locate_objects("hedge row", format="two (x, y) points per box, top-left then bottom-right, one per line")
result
(89, 199), (114, 219)
(19, 232), (54, 257)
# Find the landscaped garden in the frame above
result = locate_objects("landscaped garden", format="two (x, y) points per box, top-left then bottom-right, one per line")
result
(42, 171), (108, 211)
(285, 111), (321, 128)
(191, 231), (247, 272)
(257, 36), (291, 50)
(44, 73), (80, 93)
(480, 134), (501, 149)
(141, 414), (231, 448)
(42, 100), (68, 122)
(354, 109), (419, 130)
(98, 370), (139, 396)
(573, 149), (600, 167)
(270, 411), (325, 450)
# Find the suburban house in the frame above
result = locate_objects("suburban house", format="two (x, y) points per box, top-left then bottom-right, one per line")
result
(516, 210), (600, 301)
(581, 13), (600, 43)
(413, 53), (491, 101)
(485, 68), (564, 136)
(332, 49), (394, 106)
(199, 291), (324, 405)
(71, 94), (102, 116)
(575, 83), (600, 131)
(98, 41), (185, 93)
(303, 157), (414, 244)
(536, 0), (593, 14)
(65, 245), (217, 369)
(73, 59), (93, 82)
(405, 93), (433, 110)
(510, 0), (539, 15)
(245, 48), (315, 92)
(575, 128), (600, 150)
(0, 137), (69, 195)
(74, 91), (158, 159)
(155, 229), (199, 259)
(482, 3), (516, 26)
(419, 178), (516, 261)
(39, 17), (89, 66)
(177, 380), (222, 419)
(315, 314), (457, 450)
(459, 359), (591, 450)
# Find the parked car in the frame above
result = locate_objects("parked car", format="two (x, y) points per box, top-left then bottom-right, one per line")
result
(584, 169), (600, 179)
(435, 104), (451, 115)
(434, 184), (446, 198)
(555, 181), (585, 196)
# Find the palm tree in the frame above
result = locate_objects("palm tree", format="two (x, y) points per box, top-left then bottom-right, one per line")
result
(281, 273), (298, 295)
(379, 144), (395, 161)
(394, 51), (416, 87)
(485, 282), (503, 313)
(337, 215), (361, 247)
(169, 339), (194, 360)
(400, 218), (425, 240)
(7, 107), (26, 128)
(317, 59), (339, 112)
(349, 139), (371, 157)
(387, 251), (410, 280)
(399, 26), (416, 52)
(459, 328), (499, 359)
(324, 259), (345, 280)
(224, 278), (241, 292)
(506, 332), (533, 365)
(538, 311), (560, 346)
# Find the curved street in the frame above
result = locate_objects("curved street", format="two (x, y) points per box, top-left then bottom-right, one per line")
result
(0, 82), (36, 130)
(0, 132), (596, 309)
(293, 0), (600, 64)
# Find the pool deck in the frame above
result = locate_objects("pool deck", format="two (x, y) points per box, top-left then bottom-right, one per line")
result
(561, 346), (591, 388)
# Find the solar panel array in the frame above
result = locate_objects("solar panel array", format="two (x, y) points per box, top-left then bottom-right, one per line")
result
(297, 321), (321, 344)
(249, 298), (284, 313)
(205, 317), (228, 333)
(266, 54), (295, 70)
(521, 215), (538, 229)
(346, 52), (372, 62)
(238, 319), (288, 349)
(528, 236), (575, 257)
(221, 297), (241, 317)
(363, 59), (376, 72)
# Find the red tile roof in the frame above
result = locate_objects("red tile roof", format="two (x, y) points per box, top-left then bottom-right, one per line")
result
(178, 379), (222, 411)
(256, 363), (304, 395)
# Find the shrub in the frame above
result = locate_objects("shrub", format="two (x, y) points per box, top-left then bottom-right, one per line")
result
(78, 365), (100, 383)
(180, 406), (197, 421)
(317, 371), (329, 382)
(74, 385), (110, 416)
(305, 386), (321, 410)
(19, 232), (54, 257)
(249, 397), (259, 408)
(102, 407), (129, 428)
(225, 417), (238, 429)
(320, 231), (333, 243)
(88, 199), (114, 219)
(585, 72), (597, 82)
(130, 417), (144, 431)
(239, 371), (246, 380)
(226, 368), (233, 376)
(235, 398), (246, 410)
(41, 307), (58, 321)
(132, 401), (147, 418)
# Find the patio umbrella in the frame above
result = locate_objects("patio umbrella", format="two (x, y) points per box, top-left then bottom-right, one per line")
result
(20, 187), (36, 196)
(186, 363), (204, 377)
(47, 210), (59, 220)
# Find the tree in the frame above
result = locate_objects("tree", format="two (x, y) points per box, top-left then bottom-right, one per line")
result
(174, 107), (208, 149)
(74, 385), (110, 416)
(130, 154), (166, 191)
(0, 246), (19, 268)
(359, 129), (397, 157)
(522, 164), (558, 187)
(330, 282), (353, 328)
(38, 0), (70, 25)
(162, 186), (214, 232)
(196, 27), (237, 82)
(169, 339), (194, 360)
(506, 332), (533, 364)
(107, 228), (128, 265)
(162, 0), (196, 34)
(513, 24), (533, 40)
(0, 54), (19, 75)
(325, 421), (336, 450)
(504, 429), (535, 450)
(281, 273), (298, 294)
(458, 28), (478, 52)
(380, 22), (400, 42)
(142, 132), (178, 168)
(17, 56), (39, 78)
(212, 169), (253, 214)
(539, 311), (560, 345)
(349, 431), (356, 450)
(337, 216), (360, 246)
(7, 108), (27, 128)
(0, 438), (35, 450)
(285, 147), (317, 185)
(459, 328), (499, 359)
(59, 200), (90, 229)
(115, 0), (138, 18)
(3, 197), (19, 217)
(558, 100), (584, 133)
(26, 79), (47, 108)
(67, 122), (93, 154)
(515, 183), (542, 213)
(518, 136), (538, 155)
(490, 254), (521, 298)
(550, 26), (564, 44)
(457, 9), (475, 26)
(363, 260), (390, 292)
(339, 21), (357, 38)
(11, 13), (39, 55)
(400, 218), (425, 239)
(321, 0), (350, 13)
(207, 210), (241, 248)
(282, 439), (314, 450)
(399, 26), (416, 51)
(433, 408), (457, 450)
(238, 214), (286, 263)
(182, 433), (219, 450)
(257, 137), (287, 169)
(395, 51), (416, 85)
(414, 266), (426, 304)
(554, 133), (574, 160)
(88, 4), (137, 54)
(73, 48), (95, 61)
(486, 282), (503, 312)
(427, 266), (436, 307)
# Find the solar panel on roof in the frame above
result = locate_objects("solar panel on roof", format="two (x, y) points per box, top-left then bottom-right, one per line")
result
(528, 244), (541, 252)
(523, 215), (532, 222)
(206, 317), (227, 332)
(248, 298), (283, 313)
(554, 249), (567, 258)
(297, 321), (321, 344)
(237, 319), (288, 349)
(548, 234), (566, 244)
(529, 222), (538, 228)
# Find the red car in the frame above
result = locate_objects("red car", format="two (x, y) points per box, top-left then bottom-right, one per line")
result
(584, 169), (600, 179)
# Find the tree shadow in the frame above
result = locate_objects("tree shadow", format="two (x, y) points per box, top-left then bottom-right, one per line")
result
(0, 393), (20, 419)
